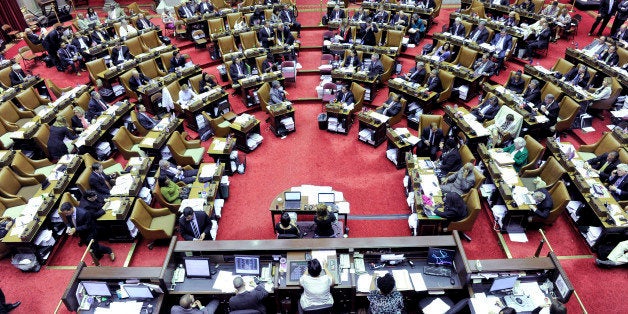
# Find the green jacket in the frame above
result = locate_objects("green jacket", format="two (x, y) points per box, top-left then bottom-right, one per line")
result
(160, 181), (181, 204)
(503, 144), (528, 172)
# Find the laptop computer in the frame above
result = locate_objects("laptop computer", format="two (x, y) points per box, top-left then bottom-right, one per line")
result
(490, 276), (518, 294)
(284, 191), (302, 210)
(318, 193), (335, 206)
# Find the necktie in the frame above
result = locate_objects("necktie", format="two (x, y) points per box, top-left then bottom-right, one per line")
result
(600, 162), (609, 173)
(191, 218), (200, 238)
(472, 30), (480, 42)
(497, 36), (505, 49)
(118, 48), (124, 61)
(16, 71), (23, 80)
(285, 12), (291, 22)
(64, 48), (69, 59)
(98, 32), (104, 42)
(237, 64), (242, 75)
(99, 99), (107, 110)
(142, 20), (148, 29)
(341, 92), (347, 102)
(609, 0), (614, 14)
(429, 130), (434, 145)
(184, 7), (192, 18)
(80, 116), (89, 129)
(79, 39), (87, 49)
(101, 173), (112, 189)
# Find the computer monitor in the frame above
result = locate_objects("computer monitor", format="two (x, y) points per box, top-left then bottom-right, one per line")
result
(490, 276), (518, 293)
(234, 255), (261, 276)
(123, 285), (154, 299)
(426, 248), (455, 267)
(284, 191), (301, 201)
(81, 281), (112, 297)
(184, 257), (212, 278)
(287, 260), (308, 285)
(318, 193), (335, 205)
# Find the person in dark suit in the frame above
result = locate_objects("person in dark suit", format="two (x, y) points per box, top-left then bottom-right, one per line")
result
(530, 188), (553, 220)
(607, 163), (628, 200)
(158, 160), (198, 184)
(376, 94), (402, 117)
(71, 107), (90, 134)
(128, 70), (151, 93)
(329, 5), (345, 21)
(342, 49), (361, 68)
(275, 23), (295, 46)
(171, 294), (219, 314)
(110, 42), (132, 65)
(169, 51), (186, 72)
(47, 117), (77, 160)
(229, 57), (249, 81)
(390, 12), (408, 26)
(504, 12), (519, 27)
(417, 122), (444, 160)
(491, 28), (513, 72)
(521, 79), (542, 105)
(505, 70), (526, 94)
(71, 34), (92, 56)
(434, 193), (468, 227)
(60, 202), (114, 260)
(314, 204), (337, 237)
(418, 0), (436, 9)
(472, 53), (496, 78)
(42, 25), (63, 69)
(89, 162), (116, 199)
(199, 72), (218, 92)
(367, 53), (384, 78)
(230, 276), (269, 313)
(58, 42), (84, 75)
(612, 24), (628, 42)
(337, 24), (352, 44)
(471, 96), (500, 122)
(352, 8), (368, 22)
(250, 7), (265, 25)
(538, 94), (560, 126)
(467, 22), (489, 44)
(86, 91), (109, 121)
(611, 0), (628, 35)
(404, 61), (427, 84)
(563, 64), (591, 88)
(522, 23), (551, 60)
(258, 21), (275, 48)
(588, 151), (620, 182)
(425, 70), (443, 93)
(597, 45), (620, 66)
(136, 105), (158, 129)
(178, 2), (196, 19)
(9, 64), (28, 86)
(79, 190), (106, 218)
(517, 0), (537, 12)
(91, 25), (111, 45)
(135, 13), (155, 30)
(449, 18), (466, 37)
(179, 207), (213, 241)
(372, 7), (389, 23)
(280, 5), (300, 37)
(260, 54), (277, 73)
(198, 0), (214, 14)
(24, 28), (43, 45)
(589, 0), (619, 36)
(335, 85), (355, 104)
(438, 139), (463, 175)
(360, 22), (379, 46)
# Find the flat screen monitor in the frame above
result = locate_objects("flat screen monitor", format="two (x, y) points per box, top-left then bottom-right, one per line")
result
(123, 285), (154, 299)
(318, 193), (335, 204)
(490, 276), (518, 293)
(184, 257), (212, 278)
(284, 191), (301, 201)
(426, 248), (455, 267)
(234, 255), (261, 276)
(81, 281), (112, 297)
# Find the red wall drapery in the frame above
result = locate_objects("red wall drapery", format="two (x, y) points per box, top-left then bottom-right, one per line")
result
(0, 0), (27, 42)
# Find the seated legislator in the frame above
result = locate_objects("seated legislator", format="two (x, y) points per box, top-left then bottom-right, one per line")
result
(582, 36), (609, 56)
(229, 57), (250, 82)
(171, 294), (219, 314)
(97, 79), (117, 103)
(199, 73), (217, 92)
(250, 7), (265, 26)
(424, 70), (443, 93)
(538, 94), (560, 127)
(178, 84), (198, 107)
(562, 64), (590, 88)
(432, 43), (453, 62)
(229, 276), (269, 313)
(352, 8), (368, 22)
(596, 240), (628, 267)
(472, 53), (496, 79)
(334, 84), (355, 110)
(179, 207), (213, 241)
(170, 51), (187, 72)
(372, 7), (389, 24)
(491, 28), (513, 72)
(434, 193), (468, 227)
(9, 64), (29, 86)
(376, 94), (402, 117)
(198, 0), (215, 15)
(541, 1), (560, 18)
(521, 22), (551, 61)
(258, 21), (275, 48)
(488, 113), (520, 148)
(91, 25), (110, 45)
(367, 54), (384, 79)
(587, 150), (619, 182)
(328, 5), (345, 22)
(417, 0), (436, 9)
(159, 160), (198, 184)
(516, 0), (537, 12)
(449, 18), (466, 37)
(437, 139), (463, 176)
(505, 70), (526, 94)
(24, 28), (43, 45)
(275, 212), (301, 238)
(79, 189), (106, 218)
(261, 54), (278, 73)
(360, 22), (379, 46)
(106, 3), (127, 21)
(86, 91), (109, 121)
(275, 23), (295, 47)
(299, 259), (334, 311)
(597, 45), (620, 66)
(408, 14), (426, 44)
(269, 80), (288, 105)
(404, 61), (427, 84)
(158, 176), (184, 204)
(591, 77), (613, 101)
(60, 202), (115, 261)
(72, 34), (93, 56)
(118, 19), (138, 37)
(607, 163), (628, 201)
(501, 137), (529, 172)
(280, 5), (301, 37)
(521, 79), (542, 105)
(129, 70), (151, 94)
(440, 163), (475, 196)
(417, 122), (444, 161)
(467, 21), (489, 44)
(314, 204), (337, 237)
(504, 11), (519, 27)
(342, 49), (361, 69)
(529, 188), (553, 222)
(367, 273), (404, 314)
(135, 13), (155, 30)
(110, 42), (133, 66)
(390, 11), (409, 27)
(58, 42), (85, 76)
(89, 162), (117, 199)
(613, 24), (628, 42)
(71, 107), (90, 134)
(136, 105), (158, 130)
(471, 96), (500, 122)
(48, 117), (77, 160)
(177, 1), (196, 19)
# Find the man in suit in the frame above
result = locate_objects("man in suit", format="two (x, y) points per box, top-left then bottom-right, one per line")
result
(335, 85), (355, 105)
(179, 207), (213, 241)
(538, 94), (560, 126)
(522, 22), (551, 60)
(9, 64), (28, 86)
(588, 151), (620, 182)
(449, 18), (466, 37)
(110, 42), (132, 65)
(467, 21), (489, 44)
(352, 8), (368, 22)
(137, 105), (158, 130)
(91, 25), (111, 45)
(529, 188), (553, 220)
(135, 13), (155, 30)
(275, 23), (295, 46)
(425, 70), (443, 93)
(491, 28), (513, 73)
(418, 0), (436, 9)
(329, 5), (345, 21)
(372, 7), (389, 23)
(129, 70), (151, 93)
(71, 34), (92, 57)
(79, 190), (106, 219)
(60, 202), (114, 261)
(583, 36), (609, 56)
(58, 42), (84, 75)
(367, 53), (384, 78)
(42, 25), (63, 69)
(89, 162), (116, 199)
(590, 0), (619, 36)
(360, 22), (379, 46)
(169, 51), (187, 72)
(178, 1), (197, 19)
(229, 57), (249, 81)
(269, 80), (288, 105)
(280, 5), (301, 37)
(541, 1), (560, 18)
(521, 79), (542, 105)
(613, 24), (628, 42)
(24, 28), (43, 45)
(342, 49), (361, 68)
(390, 12), (408, 26)
(506, 70), (526, 94)
(612, 0), (628, 35)
(229, 276), (269, 313)
(472, 53), (495, 78)
(404, 61), (427, 84)
(198, 0), (214, 15)
(86, 91), (109, 121)
(608, 163), (628, 200)
(376, 94), (402, 117)
(417, 122), (444, 160)
(258, 21), (275, 48)
(171, 294), (219, 314)
(471, 96), (500, 122)
(261, 54), (277, 73)
(597, 45), (620, 66)
(563, 64), (591, 88)
(158, 160), (199, 184)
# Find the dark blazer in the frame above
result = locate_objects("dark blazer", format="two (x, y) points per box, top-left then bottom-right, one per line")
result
(79, 197), (106, 218)
(199, 77), (217, 92)
(471, 102), (500, 122)
(368, 59), (384, 77)
(314, 213), (336, 237)
(361, 24), (379, 46)
(613, 28), (628, 41)
(179, 211), (213, 241)
(9, 70), (27, 85)
(390, 13), (408, 25)
(563, 67), (591, 88)
(617, 0), (628, 20)
(407, 67), (427, 84)
(280, 9), (297, 24)
(372, 10), (389, 23)
(598, 50), (620, 66)
(420, 127), (444, 148)
(335, 90), (355, 104)
(71, 116), (85, 133)
(329, 9), (345, 20)
(449, 23), (466, 37)
(48, 126), (77, 160)
(89, 171), (112, 198)
(27, 32), (42, 45)
(506, 76), (526, 94)
(342, 55), (361, 68)
(198, 2), (214, 14)
(57, 45), (80, 67)
(425, 75), (442, 93)
(257, 26), (275, 46)
(609, 174), (628, 200)
(178, 4), (196, 18)
(532, 28), (552, 48)
(42, 28), (61, 53)
(440, 149), (462, 174)
(275, 28), (294, 45)
(169, 56), (186, 72)
(436, 200), (468, 224)
(381, 101), (402, 117)
(86, 97), (108, 121)
(543, 100), (560, 125)
(129, 73), (150, 92)
(229, 284), (269, 314)
(91, 29), (110, 45)
(66, 207), (97, 242)
(533, 188), (553, 219)
(110, 46), (132, 65)
(229, 61), (249, 81)
(522, 86), (541, 105)
(338, 27), (352, 43)
(137, 112), (157, 129)
(71, 36), (92, 51)
(588, 153), (619, 182)
(467, 27), (489, 44)
(135, 18), (155, 30)
(598, 0), (618, 17)
(490, 33), (513, 58)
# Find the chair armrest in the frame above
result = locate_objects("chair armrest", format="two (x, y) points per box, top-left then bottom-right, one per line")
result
(101, 158), (119, 170)
(13, 172), (41, 185)
(129, 132), (143, 143)
(181, 132), (201, 148)
(521, 166), (543, 178)
(1, 197), (25, 207)
(578, 141), (599, 153)
(37, 95), (50, 105)
(147, 206), (173, 217)
(17, 109), (35, 119)
(30, 157), (53, 168)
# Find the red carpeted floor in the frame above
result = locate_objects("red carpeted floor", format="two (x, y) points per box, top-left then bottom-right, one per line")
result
(1, 1), (627, 314)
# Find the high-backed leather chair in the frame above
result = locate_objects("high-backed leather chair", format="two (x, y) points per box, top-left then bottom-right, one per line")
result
(226, 12), (243, 29)
(138, 59), (166, 79)
(127, 2), (149, 15)
(15, 87), (50, 114)
(32, 123), (50, 159)
(86, 59), (107, 86)
(56, 192), (80, 227)
(167, 131), (206, 167)
(447, 189), (481, 241)
(82, 153), (124, 176)
(417, 115), (450, 140)
(518, 135), (545, 174)
(590, 77), (623, 111)
(166, 81), (181, 110)
(520, 157), (566, 191)
(530, 181), (570, 226)
(257, 82), (271, 113)
(124, 36), (149, 55)
(554, 96), (580, 135)
(384, 30), (403, 49)
(10, 150), (55, 183)
(380, 54), (395, 84)
(532, 0), (545, 13)
(0, 120), (15, 149)
(505, 71), (532, 90)
(459, 145), (476, 166)
(218, 36), (239, 61)
(213, 0), (230, 10)
(0, 101), (35, 128)
(438, 71), (455, 103)
(0, 67), (12, 87)
(578, 132), (621, 161)
(140, 30), (162, 50)
(129, 111), (150, 136)
(240, 31), (261, 50)
(46, 79), (73, 99)
(0, 168), (42, 202)
(540, 81), (563, 102)
(550, 58), (574, 75)
(24, 33), (46, 56)
(131, 199), (176, 249)
(454, 46), (477, 68)
(159, 51), (175, 73)
(153, 179), (181, 214)
(74, 91), (91, 112)
(208, 18), (226, 37)
(349, 82), (366, 115)
(112, 126), (145, 159)
(119, 70), (138, 99)
(472, 167), (486, 190)
(204, 112), (232, 138)
(0, 195), (25, 218)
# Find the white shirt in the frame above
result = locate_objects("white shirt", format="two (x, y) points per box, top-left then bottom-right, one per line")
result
(299, 275), (333, 309)
(119, 25), (137, 37)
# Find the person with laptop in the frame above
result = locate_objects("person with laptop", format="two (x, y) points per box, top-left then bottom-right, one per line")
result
(171, 293), (219, 314)
(367, 273), (403, 314)
(299, 259), (335, 312)
(314, 204), (337, 237)
(275, 212), (301, 238)
(229, 276), (269, 313)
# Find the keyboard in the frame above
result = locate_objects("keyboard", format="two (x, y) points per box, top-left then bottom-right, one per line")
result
(284, 200), (301, 210)
(339, 254), (350, 269)
(423, 266), (452, 277)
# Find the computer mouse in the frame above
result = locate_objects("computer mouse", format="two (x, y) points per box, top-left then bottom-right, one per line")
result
(516, 297), (523, 304)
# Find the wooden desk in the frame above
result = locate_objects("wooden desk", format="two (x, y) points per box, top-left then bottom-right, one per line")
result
(357, 111), (387, 147)
(73, 101), (134, 156)
(443, 106), (490, 150)
(386, 128), (419, 169)
(230, 116), (261, 153)
(97, 197), (136, 242)
(267, 102), (296, 137)
(388, 78), (438, 114)
(565, 47), (628, 90)
(415, 55), (481, 101)
(406, 155), (447, 235)
(207, 137), (237, 175)
(325, 102), (352, 135)
(331, 69), (378, 103)
(180, 87), (229, 132)
(460, 0), (549, 25)
(138, 115), (184, 156)
(523, 64), (593, 103)
(0, 150), (15, 168)
(236, 71), (284, 109)
(482, 83), (546, 133)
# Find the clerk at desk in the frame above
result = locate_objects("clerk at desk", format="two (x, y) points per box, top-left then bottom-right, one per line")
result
(229, 276), (269, 313)
(529, 188), (553, 223)
(171, 294), (219, 314)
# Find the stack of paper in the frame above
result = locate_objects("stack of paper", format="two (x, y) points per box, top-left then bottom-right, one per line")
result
(180, 199), (206, 212)
(392, 269), (413, 291)
(358, 128), (375, 144)
(200, 164), (218, 178)
(386, 148), (398, 165)
(280, 117), (295, 131)
(213, 271), (236, 292)
(246, 133), (263, 150)
(110, 174), (135, 196)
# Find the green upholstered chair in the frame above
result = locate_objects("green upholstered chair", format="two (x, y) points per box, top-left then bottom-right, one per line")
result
(10, 150), (55, 183)
(167, 131), (206, 167)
